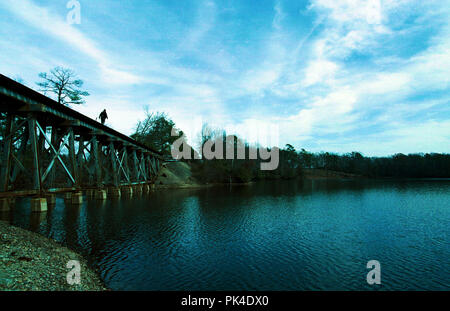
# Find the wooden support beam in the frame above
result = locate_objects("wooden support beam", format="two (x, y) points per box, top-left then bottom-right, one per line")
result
(133, 149), (139, 182)
(122, 147), (130, 185)
(91, 135), (102, 188)
(37, 122), (46, 157)
(28, 118), (42, 194)
(116, 148), (129, 184)
(0, 114), (13, 191)
(11, 153), (28, 177)
(77, 136), (85, 187)
(109, 141), (119, 187)
(48, 126), (60, 187)
(11, 121), (29, 183)
(148, 155), (153, 181)
(155, 158), (161, 176)
(36, 124), (74, 186)
(69, 127), (79, 188)
(150, 156), (157, 176)
(140, 152), (147, 181)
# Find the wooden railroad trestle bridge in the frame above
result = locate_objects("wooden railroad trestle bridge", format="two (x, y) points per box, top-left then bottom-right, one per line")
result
(0, 74), (164, 212)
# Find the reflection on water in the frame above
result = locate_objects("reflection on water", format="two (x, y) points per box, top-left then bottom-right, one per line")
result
(2, 179), (450, 290)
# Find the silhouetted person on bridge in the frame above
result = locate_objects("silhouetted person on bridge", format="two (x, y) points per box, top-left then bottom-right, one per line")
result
(99, 109), (108, 125)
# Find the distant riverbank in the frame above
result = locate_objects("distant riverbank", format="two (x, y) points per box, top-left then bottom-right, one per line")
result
(0, 221), (106, 291)
(154, 162), (364, 190)
(302, 168), (365, 180)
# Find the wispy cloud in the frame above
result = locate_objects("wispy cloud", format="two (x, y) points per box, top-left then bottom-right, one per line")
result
(0, 0), (142, 85)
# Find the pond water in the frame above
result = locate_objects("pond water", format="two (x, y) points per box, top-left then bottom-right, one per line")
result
(2, 179), (450, 290)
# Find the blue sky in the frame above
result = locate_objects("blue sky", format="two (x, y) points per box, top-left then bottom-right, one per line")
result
(0, 0), (449, 156)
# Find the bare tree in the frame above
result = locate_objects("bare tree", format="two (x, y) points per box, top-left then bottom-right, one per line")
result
(36, 66), (89, 106)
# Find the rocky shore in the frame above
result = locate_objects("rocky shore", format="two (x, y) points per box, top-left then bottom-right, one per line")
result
(0, 221), (106, 291)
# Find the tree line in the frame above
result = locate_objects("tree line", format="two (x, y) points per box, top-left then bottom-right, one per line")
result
(298, 150), (450, 178)
(132, 113), (450, 181)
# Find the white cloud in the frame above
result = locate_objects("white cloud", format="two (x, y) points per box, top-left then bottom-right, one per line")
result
(1, 0), (142, 85)
(303, 59), (339, 87)
(357, 72), (411, 95)
(242, 66), (283, 94)
(311, 0), (383, 25)
(284, 88), (359, 140)
(272, 2), (285, 30)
